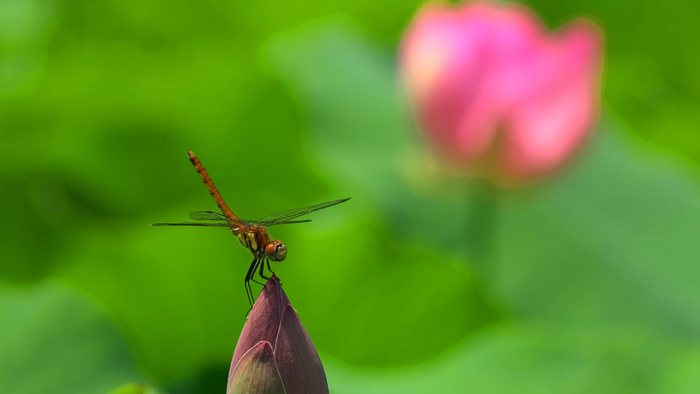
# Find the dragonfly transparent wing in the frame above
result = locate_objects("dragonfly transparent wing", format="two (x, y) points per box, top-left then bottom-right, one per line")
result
(151, 222), (232, 227)
(188, 211), (227, 220)
(185, 210), (314, 226)
(244, 219), (312, 226)
(152, 211), (250, 227)
(255, 198), (350, 226)
(152, 198), (349, 228)
(188, 211), (250, 226)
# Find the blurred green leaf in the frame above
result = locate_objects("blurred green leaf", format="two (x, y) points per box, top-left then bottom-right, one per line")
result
(660, 348), (700, 394)
(0, 280), (147, 394)
(109, 382), (161, 394)
(0, 0), (60, 98)
(324, 323), (690, 394)
(285, 223), (500, 367)
(494, 124), (700, 338)
(55, 223), (247, 382)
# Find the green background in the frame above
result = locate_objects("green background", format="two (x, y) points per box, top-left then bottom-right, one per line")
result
(2, 0), (700, 393)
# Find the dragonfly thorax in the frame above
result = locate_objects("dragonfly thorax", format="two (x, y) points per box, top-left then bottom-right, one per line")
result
(236, 228), (286, 261)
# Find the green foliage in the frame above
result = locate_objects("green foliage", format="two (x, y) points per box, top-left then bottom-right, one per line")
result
(495, 125), (700, 337)
(109, 383), (160, 394)
(0, 281), (145, 393)
(325, 324), (697, 394)
(2, 1), (700, 393)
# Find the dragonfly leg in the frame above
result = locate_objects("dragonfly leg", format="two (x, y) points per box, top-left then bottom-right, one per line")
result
(265, 259), (281, 284)
(250, 258), (264, 288)
(258, 258), (271, 282)
(244, 257), (258, 308)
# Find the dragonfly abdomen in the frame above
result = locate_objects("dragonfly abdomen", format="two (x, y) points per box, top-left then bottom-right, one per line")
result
(188, 150), (239, 221)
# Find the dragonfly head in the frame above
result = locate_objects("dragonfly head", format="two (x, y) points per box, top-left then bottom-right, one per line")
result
(265, 240), (287, 262)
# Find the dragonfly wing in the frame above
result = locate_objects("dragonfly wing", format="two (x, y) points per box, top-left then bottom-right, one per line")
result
(151, 222), (231, 227)
(245, 219), (312, 227)
(189, 211), (250, 225)
(257, 198), (350, 226)
(189, 211), (227, 220)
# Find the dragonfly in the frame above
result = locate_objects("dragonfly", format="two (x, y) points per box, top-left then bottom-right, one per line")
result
(152, 150), (350, 308)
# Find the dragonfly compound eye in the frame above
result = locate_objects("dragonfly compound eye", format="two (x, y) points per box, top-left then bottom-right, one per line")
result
(266, 241), (287, 262)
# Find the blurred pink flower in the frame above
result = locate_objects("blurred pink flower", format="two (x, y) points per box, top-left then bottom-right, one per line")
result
(400, 1), (603, 186)
(227, 276), (328, 394)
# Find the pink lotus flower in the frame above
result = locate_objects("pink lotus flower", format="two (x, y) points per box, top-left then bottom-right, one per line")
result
(400, 1), (604, 186)
(227, 276), (328, 394)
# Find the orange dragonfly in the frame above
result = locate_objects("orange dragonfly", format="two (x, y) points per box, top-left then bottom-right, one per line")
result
(152, 150), (350, 307)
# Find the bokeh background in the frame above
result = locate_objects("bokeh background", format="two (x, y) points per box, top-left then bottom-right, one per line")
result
(2, 0), (700, 393)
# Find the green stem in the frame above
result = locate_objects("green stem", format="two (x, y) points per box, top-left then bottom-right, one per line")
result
(464, 180), (499, 281)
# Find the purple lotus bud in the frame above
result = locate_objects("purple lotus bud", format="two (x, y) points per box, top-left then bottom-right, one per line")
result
(227, 276), (328, 394)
